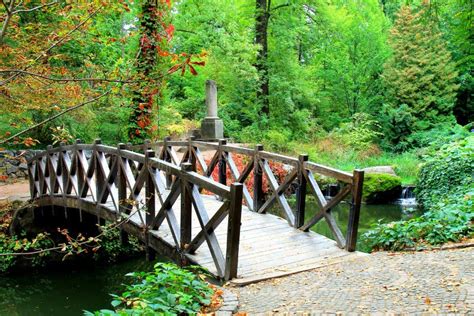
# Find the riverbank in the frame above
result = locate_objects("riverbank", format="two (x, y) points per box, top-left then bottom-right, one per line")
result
(231, 247), (474, 314)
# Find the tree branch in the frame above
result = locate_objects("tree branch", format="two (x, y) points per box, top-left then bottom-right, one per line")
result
(0, 7), (101, 86)
(1, 0), (11, 14)
(270, 3), (290, 12)
(0, 69), (138, 83)
(0, 89), (110, 145)
(12, 0), (58, 14)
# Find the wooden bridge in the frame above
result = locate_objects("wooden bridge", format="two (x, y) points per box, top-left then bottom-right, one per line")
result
(24, 138), (365, 284)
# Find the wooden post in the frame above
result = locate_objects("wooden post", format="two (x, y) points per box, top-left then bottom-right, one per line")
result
(94, 139), (103, 203)
(144, 139), (151, 152)
(75, 139), (84, 222)
(295, 154), (308, 228)
(253, 144), (264, 212)
(145, 150), (156, 226)
(76, 139), (86, 199)
(117, 143), (129, 245)
(164, 136), (173, 189)
(46, 145), (54, 196)
(188, 136), (197, 171)
(145, 149), (156, 261)
(346, 170), (364, 251)
(218, 139), (227, 186)
(180, 163), (193, 249)
(225, 182), (243, 280)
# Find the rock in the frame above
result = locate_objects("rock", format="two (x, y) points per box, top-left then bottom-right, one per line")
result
(6, 164), (19, 175)
(363, 166), (397, 176)
(363, 173), (402, 204)
(19, 163), (28, 170)
(0, 150), (14, 158)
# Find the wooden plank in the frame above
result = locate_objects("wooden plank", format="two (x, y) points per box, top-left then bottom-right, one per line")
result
(305, 161), (353, 184)
(346, 170), (364, 251)
(261, 160), (295, 225)
(191, 186), (225, 277)
(225, 183), (243, 280)
(259, 151), (299, 166)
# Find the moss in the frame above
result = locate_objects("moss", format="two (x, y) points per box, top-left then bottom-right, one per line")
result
(362, 173), (402, 204)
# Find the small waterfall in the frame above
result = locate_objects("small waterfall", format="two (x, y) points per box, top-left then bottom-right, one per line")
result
(396, 186), (416, 206)
(324, 184), (340, 199)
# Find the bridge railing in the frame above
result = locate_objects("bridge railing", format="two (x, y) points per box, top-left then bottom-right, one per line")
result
(130, 137), (364, 251)
(27, 139), (244, 280)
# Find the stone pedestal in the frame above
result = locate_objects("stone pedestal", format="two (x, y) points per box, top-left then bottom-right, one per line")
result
(201, 117), (224, 140)
(201, 80), (224, 140)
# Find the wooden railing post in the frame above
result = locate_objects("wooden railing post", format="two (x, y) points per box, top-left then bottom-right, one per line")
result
(117, 143), (129, 245)
(188, 136), (196, 171)
(346, 170), (364, 251)
(145, 149), (156, 226)
(180, 163), (193, 249)
(93, 139), (103, 203)
(76, 139), (86, 199)
(253, 144), (264, 212)
(164, 136), (173, 189)
(145, 149), (156, 261)
(225, 182), (243, 280)
(46, 144), (54, 196)
(295, 154), (308, 228)
(218, 139), (227, 186)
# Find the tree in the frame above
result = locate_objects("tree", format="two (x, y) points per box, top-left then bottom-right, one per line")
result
(128, 0), (173, 141)
(255, 0), (290, 117)
(382, 4), (458, 147)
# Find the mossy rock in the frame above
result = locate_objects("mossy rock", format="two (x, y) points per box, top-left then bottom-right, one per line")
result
(362, 173), (402, 204)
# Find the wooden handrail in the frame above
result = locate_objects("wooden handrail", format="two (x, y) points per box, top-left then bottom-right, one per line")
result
(27, 140), (244, 279)
(142, 137), (364, 251)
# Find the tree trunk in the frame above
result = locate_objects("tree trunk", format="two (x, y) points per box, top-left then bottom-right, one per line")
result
(128, 0), (169, 141)
(255, 0), (270, 116)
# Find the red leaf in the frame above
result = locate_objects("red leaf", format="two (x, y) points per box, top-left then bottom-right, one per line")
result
(168, 64), (181, 74)
(191, 61), (206, 66)
(188, 64), (198, 76)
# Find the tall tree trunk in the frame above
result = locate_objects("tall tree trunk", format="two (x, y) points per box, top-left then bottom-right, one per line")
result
(128, 0), (170, 141)
(255, 0), (270, 116)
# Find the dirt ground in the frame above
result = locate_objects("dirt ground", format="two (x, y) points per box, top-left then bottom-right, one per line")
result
(0, 180), (30, 205)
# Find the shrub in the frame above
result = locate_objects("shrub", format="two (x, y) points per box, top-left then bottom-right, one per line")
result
(416, 135), (474, 208)
(363, 135), (474, 251)
(331, 113), (383, 151)
(86, 262), (219, 316)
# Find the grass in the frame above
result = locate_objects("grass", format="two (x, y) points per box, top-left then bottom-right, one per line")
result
(276, 139), (421, 185)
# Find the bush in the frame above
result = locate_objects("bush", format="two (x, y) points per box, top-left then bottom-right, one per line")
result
(86, 263), (218, 316)
(416, 135), (474, 208)
(331, 113), (383, 151)
(363, 135), (474, 251)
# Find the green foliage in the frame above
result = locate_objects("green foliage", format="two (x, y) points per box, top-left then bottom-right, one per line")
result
(382, 4), (459, 149)
(363, 191), (474, 251)
(416, 135), (474, 208)
(331, 113), (383, 151)
(362, 173), (402, 203)
(86, 262), (214, 316)
(363, 136), (474, 251)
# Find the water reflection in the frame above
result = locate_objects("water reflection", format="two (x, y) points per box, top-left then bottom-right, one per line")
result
(0, 258), (155, 316)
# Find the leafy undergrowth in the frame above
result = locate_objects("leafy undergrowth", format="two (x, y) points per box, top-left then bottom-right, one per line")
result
(85, 262), (223, 316)
(0, 201), (54, 272)
(363, 136), (474, 251)
(0, 201), (143, 273)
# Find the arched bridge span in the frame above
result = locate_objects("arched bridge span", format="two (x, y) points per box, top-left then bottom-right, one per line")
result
(24, 138), (365, 283)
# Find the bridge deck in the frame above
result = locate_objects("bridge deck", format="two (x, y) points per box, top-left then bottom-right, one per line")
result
(101, 192), (365, 285)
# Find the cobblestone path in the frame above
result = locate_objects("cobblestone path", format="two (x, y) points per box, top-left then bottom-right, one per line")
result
(231, 248), (474, 315)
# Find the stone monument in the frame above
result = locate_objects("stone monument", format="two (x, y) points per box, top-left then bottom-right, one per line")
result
(200, 80), (224, 140)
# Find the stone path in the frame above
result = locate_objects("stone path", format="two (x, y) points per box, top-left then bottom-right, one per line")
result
(231, 248), (474, 315)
